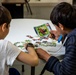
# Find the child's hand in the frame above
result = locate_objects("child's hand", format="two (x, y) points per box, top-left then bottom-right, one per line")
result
(49, 30), (59, 40)
(36, 48), (51, 61)
(49, 25), (62, 41)
(24, 43), (34, 50)
(24, 43), (27, 48)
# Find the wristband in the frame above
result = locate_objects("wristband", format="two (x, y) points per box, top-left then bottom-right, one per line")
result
(26, 43), (34, 50)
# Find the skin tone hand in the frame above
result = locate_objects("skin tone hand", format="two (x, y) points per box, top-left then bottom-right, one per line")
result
(49, 30), (58, 40)
(36, 48), (51, 62)
(49, 25), (63, 41)
(17, 43), (39, 66)
(24, 43), (29, 48)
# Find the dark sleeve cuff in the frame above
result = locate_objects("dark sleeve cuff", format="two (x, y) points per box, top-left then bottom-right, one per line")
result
(45, 56), (59, 72)
(40, 56), (59, 75)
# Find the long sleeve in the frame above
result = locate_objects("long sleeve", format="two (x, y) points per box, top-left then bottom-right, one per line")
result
(44, 31), (76, 75)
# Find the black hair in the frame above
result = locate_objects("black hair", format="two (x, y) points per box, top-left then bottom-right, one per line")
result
(50, 2), (76, 29)
(0, 5), (11, 27)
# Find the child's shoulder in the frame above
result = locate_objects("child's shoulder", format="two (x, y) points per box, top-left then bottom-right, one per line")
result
(0, 39), (9, 45)
(68, 29), (76, 37)
(0, 39), (8, 42)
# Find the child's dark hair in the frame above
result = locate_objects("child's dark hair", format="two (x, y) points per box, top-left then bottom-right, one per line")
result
(50, 2), (76, 29)
(0, 6), (11, 27)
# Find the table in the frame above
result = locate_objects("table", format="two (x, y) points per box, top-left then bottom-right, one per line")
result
(5, 19), (65, 75)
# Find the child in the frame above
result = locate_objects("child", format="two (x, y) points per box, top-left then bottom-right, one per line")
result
(36, 2), (76, 75)
(0, 5), (39, 75)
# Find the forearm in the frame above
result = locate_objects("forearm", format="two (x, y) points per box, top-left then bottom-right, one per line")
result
(17, 43), (39, 66)
(43, 53), (51, 62)
(25, 43), (38, 58)
(27, 47), (38, 57)
(27, 47), (39, 65)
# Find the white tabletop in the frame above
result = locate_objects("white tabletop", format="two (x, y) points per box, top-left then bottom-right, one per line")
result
(5, 18), (65, 58)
